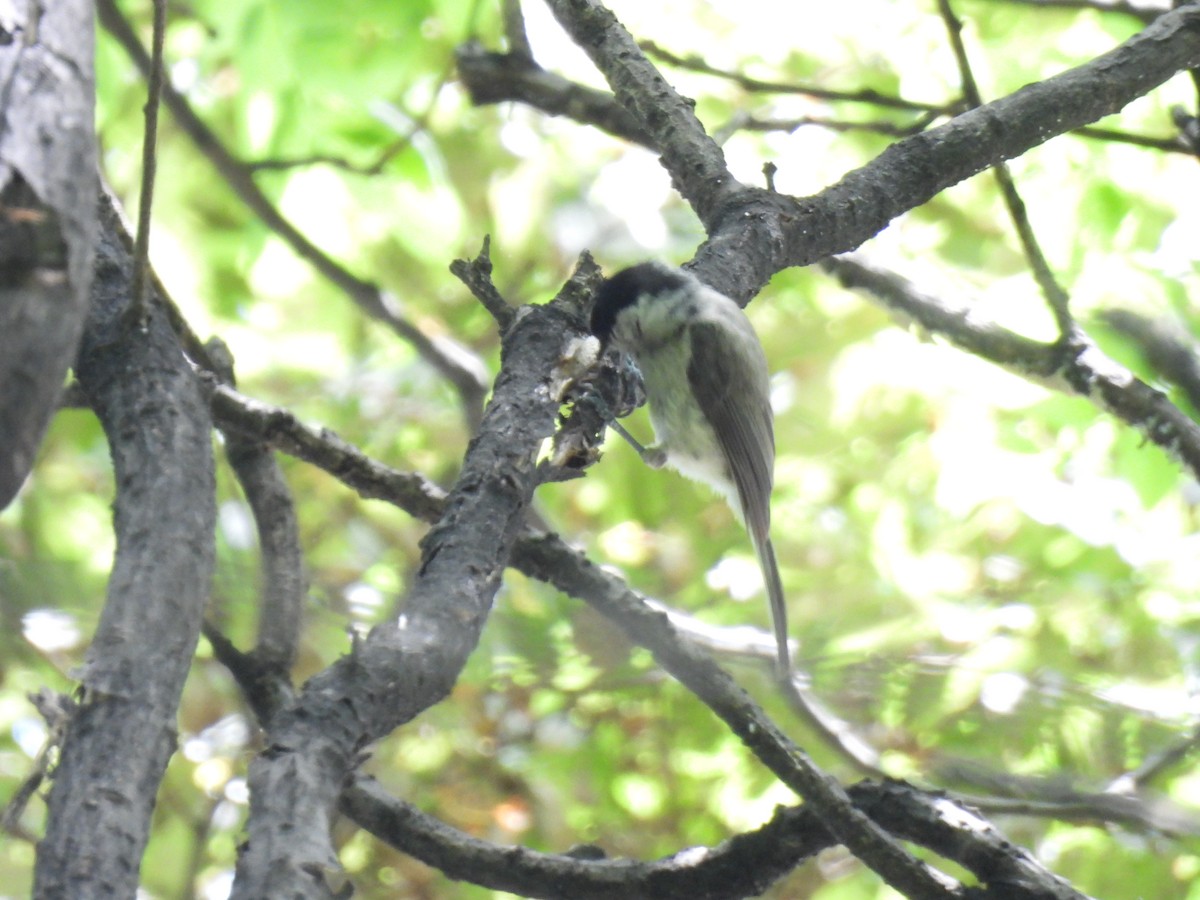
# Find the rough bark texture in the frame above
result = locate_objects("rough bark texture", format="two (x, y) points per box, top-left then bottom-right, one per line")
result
(538, 0), (1200, 303)
(228, 263), (598, 900)
(32, 197), (216, 899)
(0, 0), (97, 509)
(341, 776), (1088, 900)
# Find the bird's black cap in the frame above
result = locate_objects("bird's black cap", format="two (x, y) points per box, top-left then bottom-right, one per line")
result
(590, 262), (689, 345)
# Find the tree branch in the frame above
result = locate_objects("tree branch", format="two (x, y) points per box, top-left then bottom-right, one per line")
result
(640, 39), (953, 112)
(1101, 308), (1200, 412)
(542, 0), (739, 229)
(228, 255), (601, 899)
(206, 338), (307, 673)
(210, 383), (448, 521)
(126, 0), (166, 326)
(456, 41), (652, 145)
(514, 533), (963, 899)
(33, 188), (216, 899)
(519, 2), (1200, 305)
(449, 236), (516, 330)
(1075, 123), (1194, 152)
(936, 0), (1076, 338)
(822, 254), (1200, 482)
(339, 770), (1093, 899)
(780, 5), (1200, 263)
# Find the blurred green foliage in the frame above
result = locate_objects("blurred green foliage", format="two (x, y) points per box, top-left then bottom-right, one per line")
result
(3, 0), (1200, 897)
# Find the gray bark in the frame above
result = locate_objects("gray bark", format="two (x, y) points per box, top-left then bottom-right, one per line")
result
(0, 0), (97, 509)
(32, 195), (216, 899)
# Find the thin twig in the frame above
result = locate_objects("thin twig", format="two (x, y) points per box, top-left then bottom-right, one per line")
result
(99, 186), (218, 370)
(641, 40), (949, 112)
(127, 0), (167, 327)
(503, 0), (534, 60)
(449, 236), (515, 330)
(937, 0), (1076, 339)
(1, 690), (73, 842)
(1074, 124), (1192, 153)
(359, 59), (459, 176)
(1110, 722), (1200, 790)
(718, 109), (947, 141)
(953, 788), (1200, 836)
(243, 153), (370, 173)
(938, 755), (1200, 835)
(245, 85), (449, 177)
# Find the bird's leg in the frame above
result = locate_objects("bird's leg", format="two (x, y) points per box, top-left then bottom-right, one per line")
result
(607, 420), (667, 469)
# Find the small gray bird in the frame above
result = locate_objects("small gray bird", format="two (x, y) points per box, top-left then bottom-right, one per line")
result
(590, 262), (790, 675)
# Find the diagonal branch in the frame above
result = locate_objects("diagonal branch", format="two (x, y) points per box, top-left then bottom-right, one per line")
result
(534, 1), (1200, 304)
(228, 255), (601, 899)
(782, 5), (1200, 265)
(822, 254), (1200, 481)
(205, 337), (1164, 896)
(936, 0), (1075, 337)
(542, 0), (739, 228)
(210, 383), (448, 520)
(514, 532), (960, 900)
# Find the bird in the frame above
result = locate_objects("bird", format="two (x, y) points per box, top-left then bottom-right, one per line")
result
(590, 261), (790, 676)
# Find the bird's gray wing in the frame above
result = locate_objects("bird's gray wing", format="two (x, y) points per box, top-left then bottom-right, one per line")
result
(685, 320), (774, 541)
(687, 320), (790, 674)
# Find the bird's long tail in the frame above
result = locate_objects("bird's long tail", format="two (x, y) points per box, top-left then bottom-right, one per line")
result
(753, 534), (791, 677)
